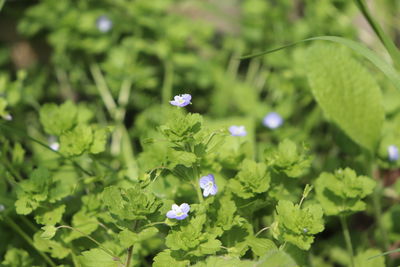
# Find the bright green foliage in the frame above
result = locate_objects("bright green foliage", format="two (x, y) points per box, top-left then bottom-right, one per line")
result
(272, 200), (324, 250)
(35, 204), (65, 225)
(266, 139), (311, 178)
(78, 248), (120, 267)
(39, 101), (78, 136)
(191, 255), (254, 267)
(160, 111), (203, 143)
(256, 249), (298, 267)
(33, 232), (70, 259)
(306, 44), (384, 151)
(63, 210), (99, 242)
(214, 192), (238, 231)
(1, 248), (33, 267)
(60, 124), (110, 156)
(168, 150), (197, 168)
(229, 159), (270, 199)
(118, 227), (159, 247)
(354, 249), (385, 267)
(247, 236), (277, 257)
(153, 250), (190, 267)
(102, 185), (162, 220)
(40, 225), (58, 239)
(15, 167), (53, 215)
(165, 214), (221, 257)
(315, 168), (376, 215)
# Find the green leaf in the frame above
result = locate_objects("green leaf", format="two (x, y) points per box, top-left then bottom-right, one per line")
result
(40, 225), (58, 239)
(1, 248), (33, 267)
(35, 204), (65, 225)
(63, 211), (99, 242)
(306, 44), (384, 151)
(39, 101), (77, 136)
(15, 167), (52, 215)
(119, 227), (159, 247)
(315, 168), (376, 216)
(102, 185), (161, 221)
(272, 200), (324, 250)
(266, 139), (311, 178)
(33, 232), (69, 259)
(256, 249), (298, 267)
(78, 248), (120, 267)
(230, 159), (270, 199)
(168, 150), (197, 168)
(153, 250), (190, 267)
(191, 256), (255, 267)
(60, 124), (93, 156)
(355, 249), (385, 267)
(247, 237), (277, 257)
(90, 126), (111, 154)
(160, 111), (203, 142)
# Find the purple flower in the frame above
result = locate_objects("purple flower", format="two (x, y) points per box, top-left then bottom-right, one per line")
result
(229, 125), (247, 137)
(263, 112), (283, 129)
(170, 94), (192, 107)
(388, 145), (399, 161)
(166, 203), (190, 220)
(96, 15), (113, 33)
(199, 174), (218, 197)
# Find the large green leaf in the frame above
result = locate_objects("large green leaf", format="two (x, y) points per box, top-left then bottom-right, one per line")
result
(305, 44), (384, 151)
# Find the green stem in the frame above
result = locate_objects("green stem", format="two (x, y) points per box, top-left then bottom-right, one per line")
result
(255, 227), (270, 237)
(90, 63), (117, 116)
(161, 60), (174, 106)
(4, 216), (57, 267)
(340, 215), (355, 267)
(372, 181), (390, 251)
(192, 165), (203, 203)
(125, 246), (133, 267)
(353, 0), (400, 69)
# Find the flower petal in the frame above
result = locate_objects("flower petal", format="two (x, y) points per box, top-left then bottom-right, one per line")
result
(166, 210), (177, 219)
(199, 175), (214, 188)
(180, 203), (190, 213)
(175, 213), (188, 220)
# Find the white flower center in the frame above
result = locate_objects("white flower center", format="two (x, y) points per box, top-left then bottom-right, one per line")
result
(206, 181), (213, 190)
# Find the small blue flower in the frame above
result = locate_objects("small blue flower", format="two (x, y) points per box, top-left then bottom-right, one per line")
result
(96, 15), (113, 33)
(170, 94), (191, 107)
(229, 125), (247, 136)
(166, 203), (190, 220)
(263, 112), (283, 129)
(199, 174), (218, 197)
(388, 145), (399, 161)
(0, 204), (4, 212)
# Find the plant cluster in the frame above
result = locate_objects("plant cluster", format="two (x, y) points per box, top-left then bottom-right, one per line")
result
(1, 0), (400, 266)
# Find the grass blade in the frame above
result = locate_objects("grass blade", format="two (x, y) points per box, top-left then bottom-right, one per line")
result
(241, 36), (400, 92)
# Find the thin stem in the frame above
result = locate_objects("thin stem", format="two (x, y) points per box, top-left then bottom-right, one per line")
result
(372, 182), (390, 251)
(139, 222), (167, 231)
(340, 215), (355, 267)
(56, 225), (120, 262)
(125, 246), (133, 267)
(90, 63), (117, 116)
(161, 60), (174, 106)
(4, 216), (57, 267)
(255, 227), (270, 237)
(192, 165), (203, 203)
